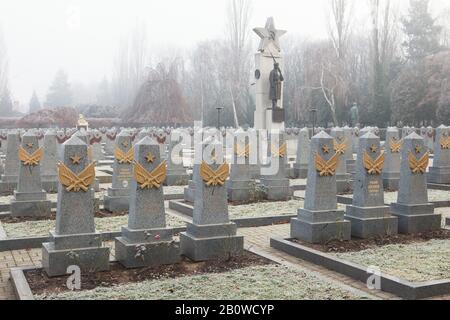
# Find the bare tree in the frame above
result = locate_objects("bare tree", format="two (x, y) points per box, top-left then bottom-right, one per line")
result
(225, 0), (253, 127)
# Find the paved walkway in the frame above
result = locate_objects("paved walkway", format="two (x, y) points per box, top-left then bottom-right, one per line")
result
(1, 223), (449, 300)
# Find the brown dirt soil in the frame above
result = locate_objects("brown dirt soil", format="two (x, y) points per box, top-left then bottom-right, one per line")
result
(292, 229), (450, 253)
(0, 210), (127, 224)
(26, 251), (273, 296)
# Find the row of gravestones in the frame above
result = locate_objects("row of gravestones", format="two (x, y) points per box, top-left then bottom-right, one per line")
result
(291, 129), (445, 244)
(42, 133), (243, 277)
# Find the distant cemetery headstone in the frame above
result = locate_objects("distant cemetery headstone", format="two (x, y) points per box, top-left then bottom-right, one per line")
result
(382, 127), (401, 191)
(293, 128), (310, 179)
(0, 131), (21, 192)
(227, 128), (252, 202)
(428, 125), (450, 184)
(41, 129), (58, 192)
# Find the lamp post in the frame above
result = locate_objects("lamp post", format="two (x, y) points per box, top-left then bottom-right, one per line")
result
(310, 108), (317, 138)
(216, 107), (224, 129)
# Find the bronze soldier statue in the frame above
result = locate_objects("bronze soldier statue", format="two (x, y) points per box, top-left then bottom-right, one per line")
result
(269, 62), (284, 109)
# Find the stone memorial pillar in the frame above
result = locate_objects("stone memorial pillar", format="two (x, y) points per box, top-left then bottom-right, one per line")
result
(42, 135), (109, 277)
(90, 129), (105, 161)
(41, 129), (58, 192)
(180, 137), (243, 261)
(104, 130), (134, 212)
(11, 131), (52, 217)
(0, 131), (20, 192)
(291, 131), (351, 244)
(382, 127), (402, 191)
(391, 132), (441, 234)
(115, 137), (180, 268)
(293, 128), (310, 179)
(260, 131), (290, 201)
(331, 127), (351, 194)
(345, 132), (398, 238)
(428, 125), (450, 184)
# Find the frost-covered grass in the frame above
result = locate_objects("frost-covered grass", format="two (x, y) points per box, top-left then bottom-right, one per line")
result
(331, 239), (450, 282)
(35, 265), (368, 300)
(338, 189), (449, 204)
(2, 214), (185, 239)
(229, 200), (303, 218)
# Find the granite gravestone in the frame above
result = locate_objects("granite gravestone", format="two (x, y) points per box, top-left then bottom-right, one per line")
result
(382, 127), (402, 191)
(291, 131), (351, 244)
(391, 133), (442, 234)
(260, 131), (290, 201)
(115, 137), (180, 268)
(293, 127), (310, 179)
(166, 130), (189, 186)
(41, 129), (58, 192)
(42, 135), (109, 277)
(90, 129), (105, 161)
(0, 131), (21, 192)
(104, 130), (134, 212)
(428, 125), (450, 184)
(345, 132), (398, 238)
(10, 131), (52, 217)
(331, 127), (351, 194)
(104, 129), (117, 156)
(180, 137), (243, 261)
(227, 129), (252, 202)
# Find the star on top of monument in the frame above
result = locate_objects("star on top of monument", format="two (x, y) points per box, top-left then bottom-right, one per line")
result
(415, 145), (422, 154)
(26, 142), (34, 149)
(122, 140), (129, 148)
(253, 17), (287, 53)
(70, 154), (82, 165)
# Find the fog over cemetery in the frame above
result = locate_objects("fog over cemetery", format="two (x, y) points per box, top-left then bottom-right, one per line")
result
(0, 0), (449, 303)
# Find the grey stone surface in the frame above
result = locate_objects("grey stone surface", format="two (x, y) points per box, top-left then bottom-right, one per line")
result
(390, 132), (441, 234)
(42, 135), (109, 277)
(41, 130), (58, 191)
(345, 132), (398, 238)
(11, 131), (51, 217)
(166, 130), (189, 186)
(0, 131), (20, 183)
(180, 136), (244, 261)
(227, 129), (252, 202)
(291, 131), (351, 244)
(104, 130), (133, 212)
(428, 125), (450, 184)
(90, 130), (105, 161)
(382, 127), (401, 191)
(293, 128), (310, 179)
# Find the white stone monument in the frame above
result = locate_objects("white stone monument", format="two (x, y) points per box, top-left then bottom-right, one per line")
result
(253, 17), (286, 131)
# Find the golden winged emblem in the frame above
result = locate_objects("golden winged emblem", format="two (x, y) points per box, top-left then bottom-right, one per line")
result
(234, 143), (250, 158)
(133, 160), (167, 189)
(440, 136), (450, 150)
(389, 139), (403, 153)
(333, 138), (347, 155)
(18, 146), (44, 166)
(363, 151), (385, 175)
(315, 152), (339, 177)
(408, 151), (429, 174)
(271, 143), (287, 158)
(58, 162), (96, 192)
(114, 147), (134, 164)
(200, 161), (229, 186)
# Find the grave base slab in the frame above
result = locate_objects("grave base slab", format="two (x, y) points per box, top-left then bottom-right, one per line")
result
(165, 173), (190, 186)
(390, 203), (442, 234)
(345, 205), (398, 238)
(291, 209), (351, 244)
(428, 167), (450, 184)
(42, 242), (110, 277)
(10, 199), (52, 217)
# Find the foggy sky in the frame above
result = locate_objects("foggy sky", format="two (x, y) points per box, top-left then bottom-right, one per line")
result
(0, 0), (448, 110)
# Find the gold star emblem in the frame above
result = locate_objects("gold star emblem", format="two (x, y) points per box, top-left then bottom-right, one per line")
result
(415, 145), (422, 154)
(122, 140), (129, 148)
(70, 154), (82, 165)
(370, 144), (378, 153)
(26, 142), (34, 149)
(322, 144), (330, 154)
(145, 152), (155, 163)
